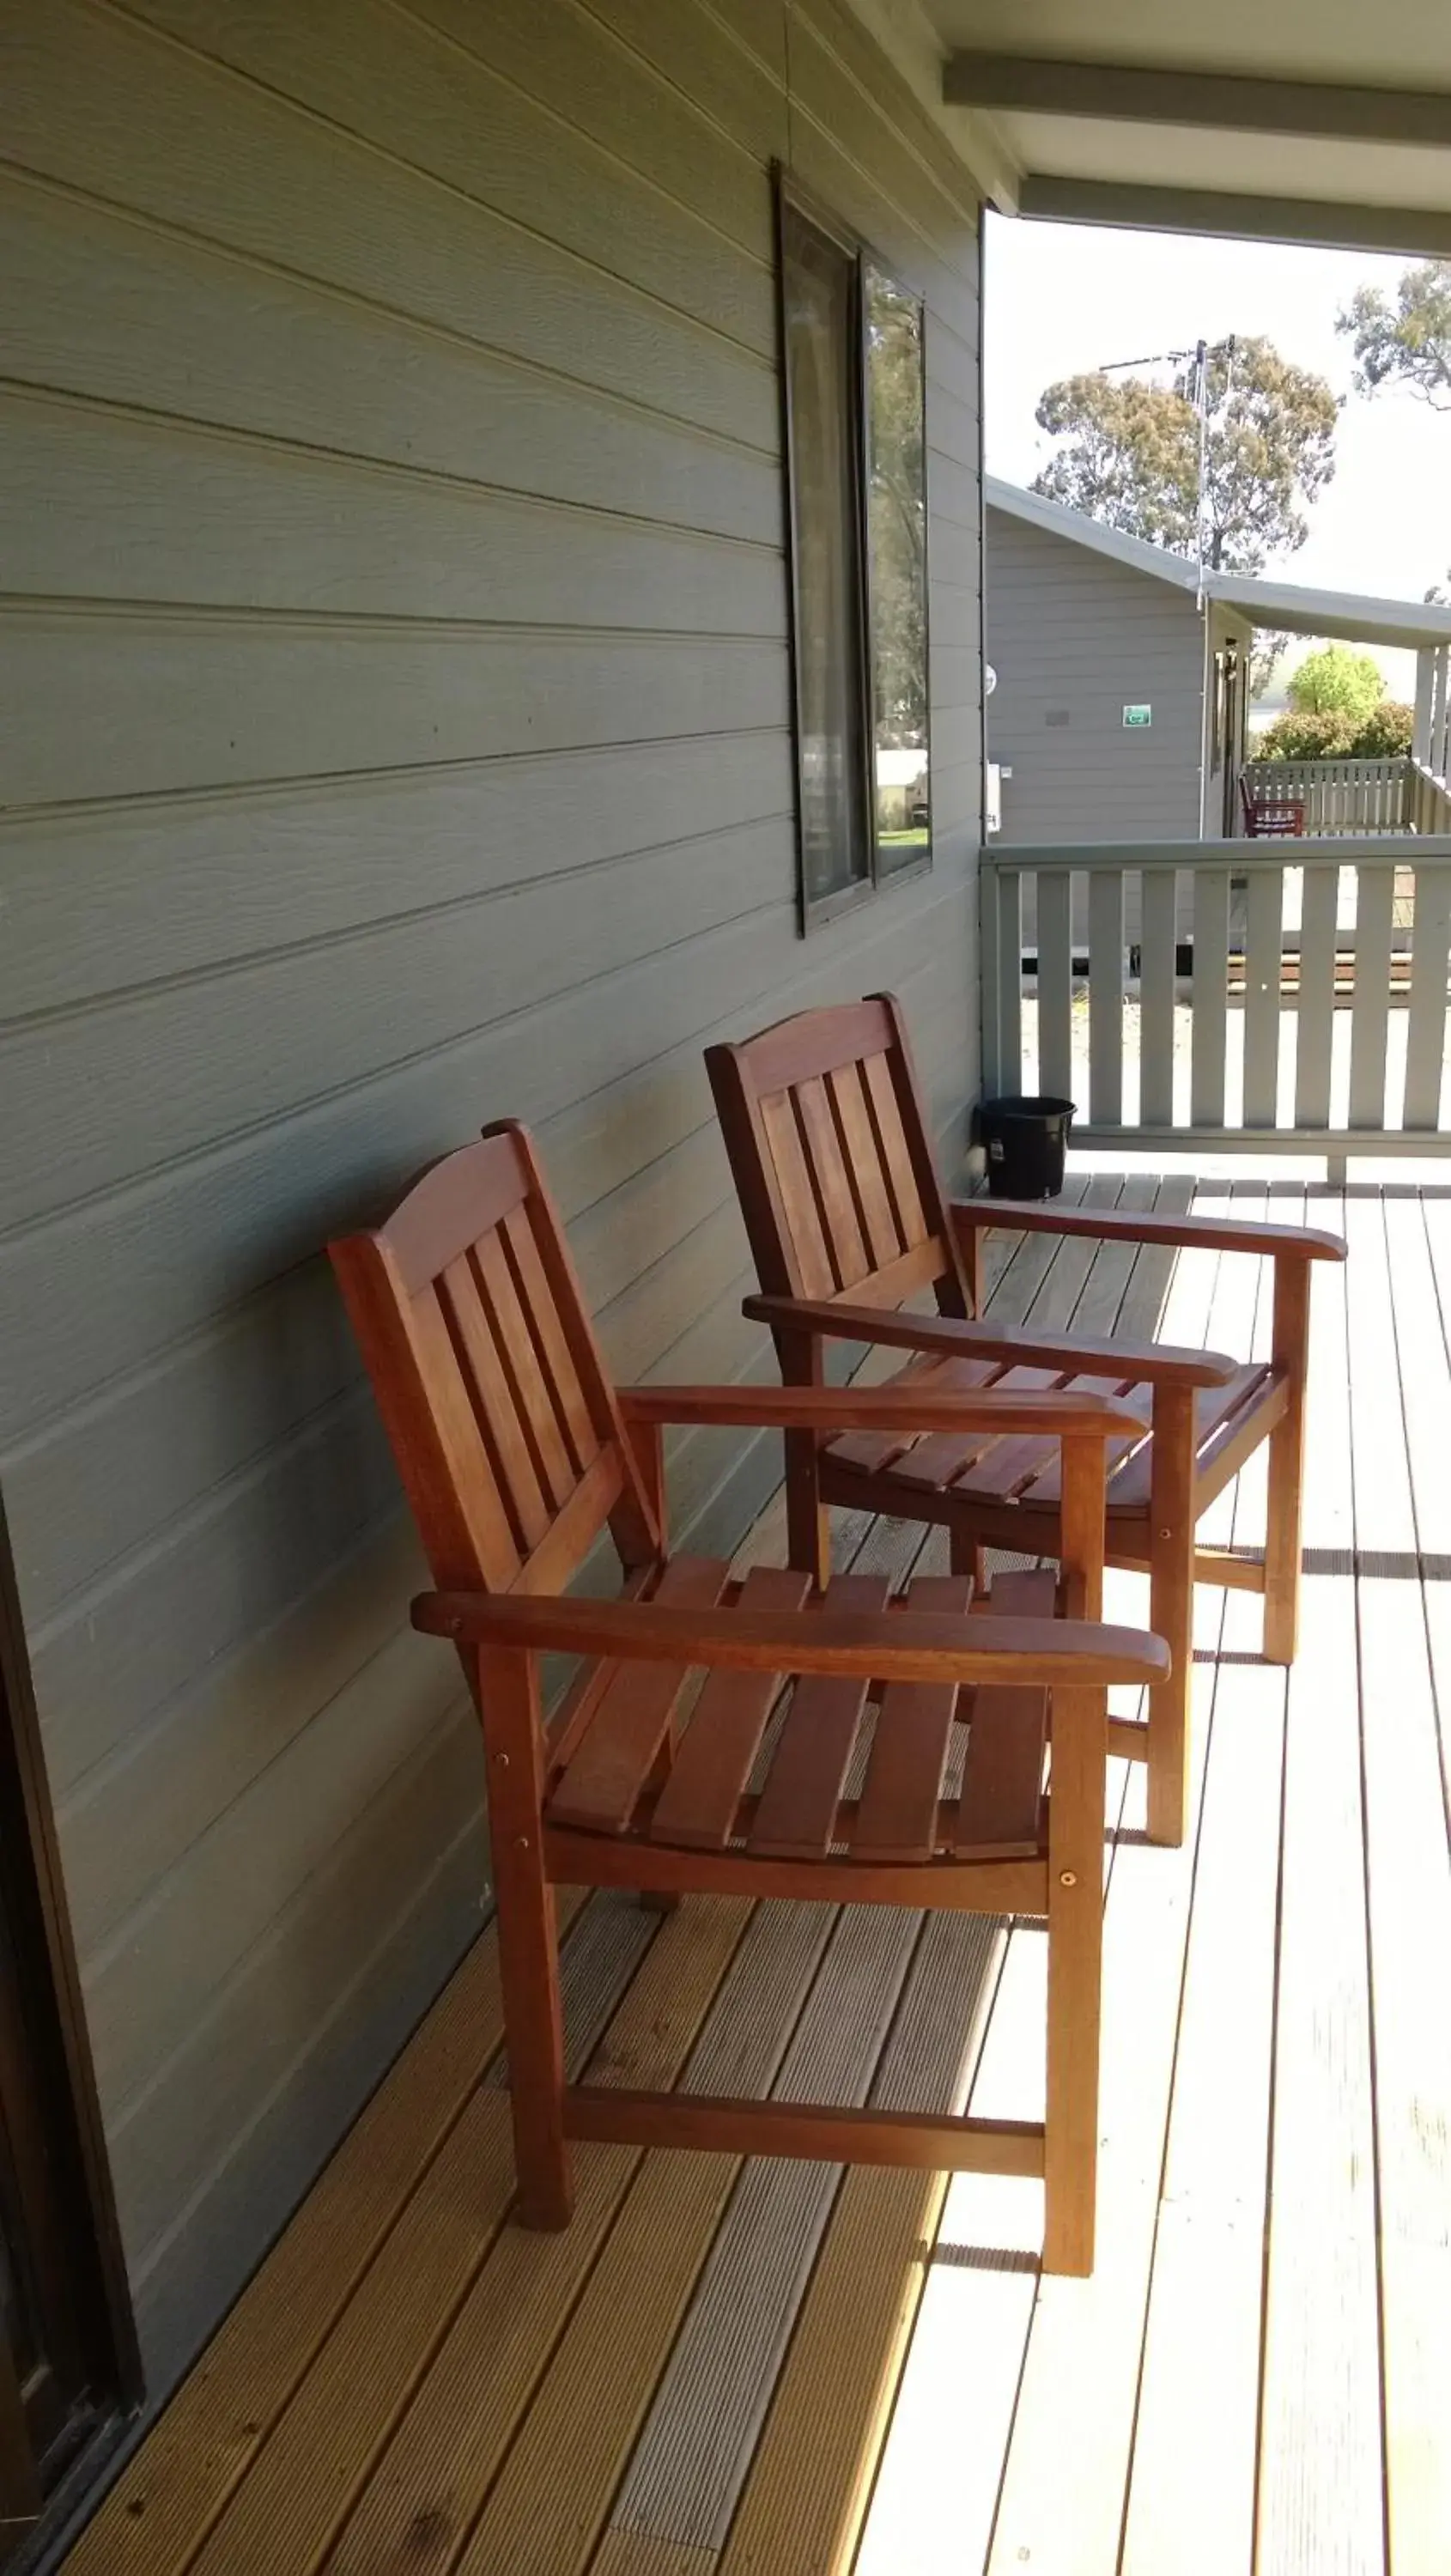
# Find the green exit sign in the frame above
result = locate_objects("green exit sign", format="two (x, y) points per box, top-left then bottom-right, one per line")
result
(1122, 703), (1152, 728)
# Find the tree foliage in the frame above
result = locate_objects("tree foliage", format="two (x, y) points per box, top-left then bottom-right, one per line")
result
(1256, 701), (1412, 761)
(1339, 261), (1451, 409)
(865, 269), (927, 748)
(1030, 337), (1339, 575)
(1284, 643), (1384, 720)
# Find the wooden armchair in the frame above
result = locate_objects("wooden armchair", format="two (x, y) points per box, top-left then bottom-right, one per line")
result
(706, 996), (1346, 1848)
(331, 1121), (1166, 2275)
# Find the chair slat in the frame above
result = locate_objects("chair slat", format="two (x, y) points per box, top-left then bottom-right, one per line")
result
(1190, 868), (1229, 1129)
(1095, 1364), (1271, 1512)
(793, 1074), (871, 1288)
(398, 1282), (524, 1589)
(747, 1575), (891, 1858)
(1242, 868), (1284, 1129)
(439, 1253), (553, 1552)
(827, 1063), (902, 1267)
(500, 1205), (600, 1479)
(908, 1364), (1065, 1498)
(851, 1575), (972, 1861)
(1294, 864), (1339, 1129)
(471, 1227), (576, 1511)
(1348, 864), (1395, 1131)
(826, 1354), (1003, 1478)
(1138, 866), (1177, 1128)
(1403, 867), (1451, 1131)
(1087, 869), (1124, 1127)
(646, 1566), (812, 1850)
(1036, 869), (1074, 1103)
(759, 1090), (836, 1297)
(546, 1557), (731, 1835)
(861, 1050), (930, 1249)
(955, 1568), (1054, 1858)
(1004, 1372), (1147, 1505)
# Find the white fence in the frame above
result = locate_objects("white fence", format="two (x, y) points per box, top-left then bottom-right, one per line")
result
(1239, 756), (1412, 835)
(981, 835), (1451, 1156)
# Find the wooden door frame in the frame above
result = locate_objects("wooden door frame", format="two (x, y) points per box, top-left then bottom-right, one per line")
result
(0, 1490), (140, 2519)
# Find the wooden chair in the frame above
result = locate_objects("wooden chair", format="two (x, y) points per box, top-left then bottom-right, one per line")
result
(331, 1121), (1166, 2275)
(706, 996), (1346, 1848)
(1240, 775), (1305, 838)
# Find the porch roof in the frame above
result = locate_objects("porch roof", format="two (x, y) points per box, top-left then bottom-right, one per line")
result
(845, 1), (1451, 257)
(987, 474), (1451, 651)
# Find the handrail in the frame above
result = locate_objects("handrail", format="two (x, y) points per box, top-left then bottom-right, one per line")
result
(986, 835), (1451, 871)
(980, 837), (1451, 1158)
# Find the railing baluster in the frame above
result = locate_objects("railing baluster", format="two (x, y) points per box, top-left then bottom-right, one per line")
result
(1191, 868), (1229, 1128)
(1404, 866), (1451, 1132)
(1036, 868), (1073, 1100)
(1242, 866), (1284, 1128)
(980, 859), (1001, 1095)
(1087, 868), (1124, 1127)
(1349, 865), (1396, 1129)
(1295, 863), (1339, 1129)
(997, 866), (1023, 1096)
(1138, 866), (1177, 1128)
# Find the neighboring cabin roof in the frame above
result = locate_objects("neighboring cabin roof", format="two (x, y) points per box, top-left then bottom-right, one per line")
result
(986, 473), (1451, 652)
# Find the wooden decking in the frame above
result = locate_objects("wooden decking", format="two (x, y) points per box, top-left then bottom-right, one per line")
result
(62, 1175), (1451, 2576)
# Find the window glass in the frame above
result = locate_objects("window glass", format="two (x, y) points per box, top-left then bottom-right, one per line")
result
(781, 200), (871, 912)
(865, 264), (931, 877)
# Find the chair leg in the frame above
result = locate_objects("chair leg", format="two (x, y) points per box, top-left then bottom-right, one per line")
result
(1263, 1256), (1310, 1667)
(1147, 1387), (1197, 1849)
(1043, 1683), (1106, 2275)
(949, 1522), (987, 1598)
(784, 1430), (831, 1589)
(477, 1647), (573, 2228)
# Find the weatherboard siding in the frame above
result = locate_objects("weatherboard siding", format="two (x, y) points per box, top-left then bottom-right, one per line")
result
(0, 0), (982, 2397)
(987, 505), (1206, 846)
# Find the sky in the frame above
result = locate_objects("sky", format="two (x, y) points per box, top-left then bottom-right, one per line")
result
(983, 212), (1451, 697)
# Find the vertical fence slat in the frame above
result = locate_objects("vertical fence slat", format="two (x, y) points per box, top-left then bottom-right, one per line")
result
(1138, 866), (1177, 1128)
(979, 859), (1001, 1097)
(996, 866), (1023, 1097)
(1294, 864), (1339, 1130)
(1036, 868), (1073, 1102)
(1242, 866), (1284, 1128)
(1404, 867), (1451, 1132)
(1349, 864), (1396, 1130)
(1191, 868), (1229, 1128)
(1087, 868), (1124, 1127)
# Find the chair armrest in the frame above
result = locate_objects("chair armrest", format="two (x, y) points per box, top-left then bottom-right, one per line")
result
(742, 1295), (1240, 1393)
(948, 1200), (1346, 1263)
(414, 1589), (1171, 1690)
(617, 1382), (1146, 1439)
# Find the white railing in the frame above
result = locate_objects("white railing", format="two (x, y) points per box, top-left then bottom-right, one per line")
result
(1239, 756), (1412, 835)
(1406, 757), (1451, 835)
(981, 835), (1451, 1157)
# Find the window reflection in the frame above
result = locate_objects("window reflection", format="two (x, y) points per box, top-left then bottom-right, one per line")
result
(865, 266), (930, 875)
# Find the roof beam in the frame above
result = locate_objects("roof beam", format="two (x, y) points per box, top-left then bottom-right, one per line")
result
(944, 52), (1451, 149)
(1017, 173), (1451, 262)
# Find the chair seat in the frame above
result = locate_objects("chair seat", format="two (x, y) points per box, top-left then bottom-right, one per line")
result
(543, 1562), (1057, 1864)
(824, 1354), (1276, 1517)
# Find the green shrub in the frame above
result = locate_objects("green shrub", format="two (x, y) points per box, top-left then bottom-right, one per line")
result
(1349, 698), (1414, 756)
(1254, 700), (1414, 760)
(1254, 707), (1358, 760)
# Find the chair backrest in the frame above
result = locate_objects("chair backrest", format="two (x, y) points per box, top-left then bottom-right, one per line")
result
(1238, 776), (1259, 835)
(331, 1122), (660, 1600)
(706, 993), (975, 1321)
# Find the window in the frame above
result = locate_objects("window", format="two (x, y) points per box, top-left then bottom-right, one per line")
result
(779, 183), (932, 926)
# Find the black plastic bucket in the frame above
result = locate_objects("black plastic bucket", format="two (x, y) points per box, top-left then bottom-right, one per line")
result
(979, 1096), (1075, 1200)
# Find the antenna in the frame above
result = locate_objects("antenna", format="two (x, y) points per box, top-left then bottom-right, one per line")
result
(1095, 336), (1237, 605)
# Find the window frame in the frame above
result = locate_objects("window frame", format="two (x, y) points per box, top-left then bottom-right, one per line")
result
(775, 172), (934, 933)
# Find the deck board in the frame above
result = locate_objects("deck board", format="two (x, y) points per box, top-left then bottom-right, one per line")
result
(64, 1175), (1451, 2576)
